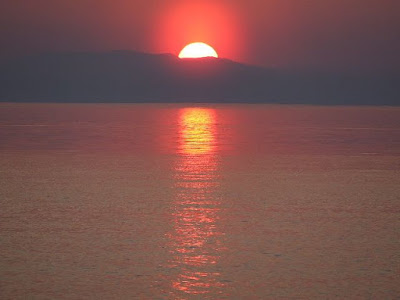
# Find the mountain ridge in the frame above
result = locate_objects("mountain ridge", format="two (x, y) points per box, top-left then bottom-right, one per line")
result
(0, 51), (398, 105)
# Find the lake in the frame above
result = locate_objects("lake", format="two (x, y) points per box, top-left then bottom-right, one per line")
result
(1, 103), (399, 299)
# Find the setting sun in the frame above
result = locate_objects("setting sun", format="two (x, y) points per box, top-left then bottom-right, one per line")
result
(179, 42), (218, 59)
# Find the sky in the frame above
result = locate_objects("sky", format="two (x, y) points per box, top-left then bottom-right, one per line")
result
(1, 0), (399, 72)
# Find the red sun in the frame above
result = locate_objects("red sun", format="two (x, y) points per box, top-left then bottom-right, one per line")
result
(179, 42), (218, 59)
(154, 1), (243, 62)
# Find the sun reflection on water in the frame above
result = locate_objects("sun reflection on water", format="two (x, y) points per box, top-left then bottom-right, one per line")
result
(168, 108), (225, 298)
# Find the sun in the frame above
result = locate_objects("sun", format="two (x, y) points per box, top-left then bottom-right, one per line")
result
(179, 42), (218, 59)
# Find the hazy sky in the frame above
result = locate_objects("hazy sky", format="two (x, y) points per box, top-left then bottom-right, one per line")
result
(1, 0), (399, 72)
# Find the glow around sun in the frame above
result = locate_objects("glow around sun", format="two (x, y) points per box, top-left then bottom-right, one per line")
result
(179, 42), (218, 59)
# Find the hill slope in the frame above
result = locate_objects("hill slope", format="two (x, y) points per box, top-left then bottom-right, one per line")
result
(0, 51), (398, 105)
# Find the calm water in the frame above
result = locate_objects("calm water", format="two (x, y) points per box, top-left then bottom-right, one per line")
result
(1, 103), (400, 299)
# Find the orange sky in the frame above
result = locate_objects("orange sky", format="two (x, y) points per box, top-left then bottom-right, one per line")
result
(0, 0), (399, 72)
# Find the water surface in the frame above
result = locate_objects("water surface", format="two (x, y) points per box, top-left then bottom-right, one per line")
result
(1, 103), (399, 299)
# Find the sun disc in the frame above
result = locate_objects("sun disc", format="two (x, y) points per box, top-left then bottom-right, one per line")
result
(179, 42), (218, 59)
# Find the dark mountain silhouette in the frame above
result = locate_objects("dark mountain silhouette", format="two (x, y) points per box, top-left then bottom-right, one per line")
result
(0, 51), (398, 105)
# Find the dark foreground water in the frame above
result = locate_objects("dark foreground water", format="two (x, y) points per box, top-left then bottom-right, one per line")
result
(1, 103), (399, 299)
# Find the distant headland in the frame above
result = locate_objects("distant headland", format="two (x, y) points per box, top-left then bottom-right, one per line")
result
(0, 51), (398, 105)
